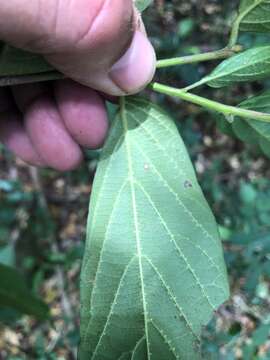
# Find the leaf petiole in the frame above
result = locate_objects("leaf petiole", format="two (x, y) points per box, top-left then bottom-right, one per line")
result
(156, 46), (242, 69)
(151, 82), (270, 123)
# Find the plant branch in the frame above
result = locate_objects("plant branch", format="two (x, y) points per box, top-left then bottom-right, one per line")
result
(150, 82), (270, 123)
(156, 46), (242, 69)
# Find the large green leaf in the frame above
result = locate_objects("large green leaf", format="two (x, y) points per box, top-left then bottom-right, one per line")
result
(239, 0), (270, 33)
(0, 263), (49, 320)
(135, 0), (153, 12)
(206, 46), (270, 88)
(79, 97), (229, 359)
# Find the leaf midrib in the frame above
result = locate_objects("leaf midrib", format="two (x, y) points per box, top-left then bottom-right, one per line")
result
(90, 256), (137, 360)
(121, 98), (151, 359)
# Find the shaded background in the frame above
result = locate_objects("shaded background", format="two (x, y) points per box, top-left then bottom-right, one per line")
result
(1, 1), (270, 359)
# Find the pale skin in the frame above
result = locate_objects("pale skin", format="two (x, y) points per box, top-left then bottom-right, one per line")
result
(0, 0), (156, 171)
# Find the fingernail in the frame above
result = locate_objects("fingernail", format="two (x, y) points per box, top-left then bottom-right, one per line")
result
(109, 31), (156, 94)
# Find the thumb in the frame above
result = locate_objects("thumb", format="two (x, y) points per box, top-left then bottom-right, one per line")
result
(0, 0), (156, 95)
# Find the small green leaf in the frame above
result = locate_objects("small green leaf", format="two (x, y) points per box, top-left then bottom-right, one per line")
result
(79, 97), (229, 359)
(220, 91), (270, 158)
(239, 0), (270, 33)
(239, 92), (270, 134)
(135, 0), (152, 12)
(206, 46), (270, 88)
(0, 263), (49, 320)
(237, 91), (270, 157)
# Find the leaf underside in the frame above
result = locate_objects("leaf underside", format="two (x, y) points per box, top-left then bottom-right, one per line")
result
(206, 46), (270, 88)
(239, 0), (270, 33)
(79, 97), (229, 359)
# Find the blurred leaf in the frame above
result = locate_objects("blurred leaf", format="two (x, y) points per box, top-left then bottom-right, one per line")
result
(106, 101), (119, 122)
(239, 0), (270, 33)
(236, 91), (270, 157)
(0, 179), (15, 192)
(79, 97), (229, 358)
(239, 91), (270, 133)
(206, 47), (270, 88)
(0, 43), (53, 76)
(0, 263), (49, 320)
(135, 0), (152, 12)
(239, 183), (257, 204)
(217, 91), (270, 158)
(0, 307), (21, 324)
(215, 115), (236, 138)
(255, 281), (269, 300)
(0, 244), (15, 266)
(232, 118), (259, 145)
(218, 225), (233, 241)
(177, 19), (195, 39)
(252, 324), (270, 346)
(242, 343), (256, 359)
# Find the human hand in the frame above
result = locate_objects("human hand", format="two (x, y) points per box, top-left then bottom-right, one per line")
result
(0, 0), (156, 171)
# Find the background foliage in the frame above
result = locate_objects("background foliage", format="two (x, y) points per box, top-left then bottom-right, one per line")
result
(0, 1), (270, 359)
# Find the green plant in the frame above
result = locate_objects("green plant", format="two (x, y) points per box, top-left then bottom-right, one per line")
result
(1, 0), (270, 358)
